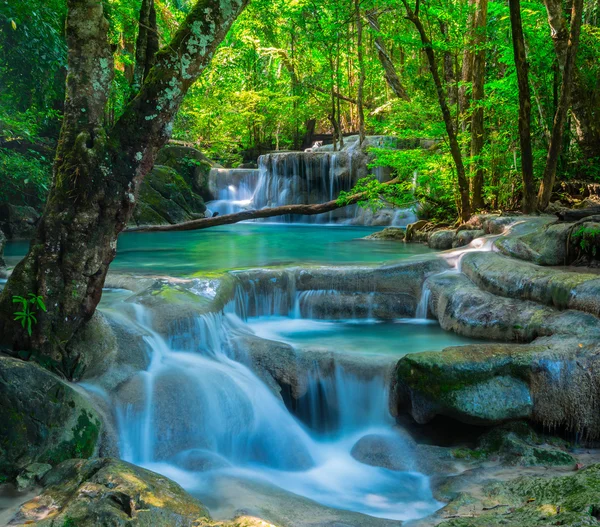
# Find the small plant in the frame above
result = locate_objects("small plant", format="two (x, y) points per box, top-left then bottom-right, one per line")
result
(572, 225), (600, 259)
(12, 293), (47, 336)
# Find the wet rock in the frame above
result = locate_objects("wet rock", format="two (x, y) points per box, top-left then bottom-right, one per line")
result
(427, 272), (600, 341)
(0, 356), (104, 479)
(429, 230), (456, 250)
(363, 227), (406, 241)
(350, 431), (416, 471)
(461, 251), (600, 317)
(475, 422), (576, 466)
(0, 203), (39, 239)
(171, 449), (232, 472)
(405, 220), (430, 242)
(10, 458), (210, 526)
(156, 144), (217, 200)
(392, 335), (600, 434)
(436, 463), (600, 526)
(133, 165), (207, 226)
(15, 463), (52, 491)
(452, 229), (484, 248)
(495, 221), (573, 265)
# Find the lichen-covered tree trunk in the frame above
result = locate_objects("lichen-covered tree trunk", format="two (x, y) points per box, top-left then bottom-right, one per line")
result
(508, 0), (536, 213)
(0, 0), (248, 377)
(537, 0), (584, 209)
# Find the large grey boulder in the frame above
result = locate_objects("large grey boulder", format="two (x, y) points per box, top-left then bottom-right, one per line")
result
(0, 203), (39, 239)
(429, 229), (455, 250)
(0, 356), (104, 479)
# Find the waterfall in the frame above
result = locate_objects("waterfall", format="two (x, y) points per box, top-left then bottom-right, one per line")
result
(415, 282), (431, 320)
(90, 291), (441, 522)
(206, 168), (260, 216)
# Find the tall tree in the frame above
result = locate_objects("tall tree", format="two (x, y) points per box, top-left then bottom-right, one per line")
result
(0, 0), (248, 376)
(508, 0), (536, 213)
(470, 0), (489, 209)
(401, 0), (471, 221)
(356, 0), (366, 145)
(366, 10), (411, 101)
(537, 0), (585, 209)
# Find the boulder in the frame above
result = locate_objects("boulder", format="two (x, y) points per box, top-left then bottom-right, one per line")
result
(453, 229), (484, 248)
(133, 165), (207, 226)
(429, 229), (456, 250)
(363, 227), (405, 241)
(10, 458), (210, 526)
(350, 431), (416, 472)
(495, 221), (573, 265)
(0, 203), (39, 239)
(156, 144), (217, 200)
(405, 220), (430, 242)
(0, 356), (104, 479)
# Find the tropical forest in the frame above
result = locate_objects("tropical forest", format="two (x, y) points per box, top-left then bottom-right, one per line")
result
(1, 0), (600, 525)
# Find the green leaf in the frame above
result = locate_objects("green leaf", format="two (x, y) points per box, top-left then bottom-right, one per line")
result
(27, 318), (32, 336)
(37, 298), (47, 312)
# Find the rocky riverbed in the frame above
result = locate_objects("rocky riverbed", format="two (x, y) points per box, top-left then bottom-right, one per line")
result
(2, 214), (600, 526)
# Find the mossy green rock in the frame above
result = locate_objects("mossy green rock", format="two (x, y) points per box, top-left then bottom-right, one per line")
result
(440, 464), (600, 526)
(133, 165), (206, 226)
(155, 144), (217, 200)
(12, 458), (211, 526)
(0, 356), (102, 479)
(364, 227), (405, 241)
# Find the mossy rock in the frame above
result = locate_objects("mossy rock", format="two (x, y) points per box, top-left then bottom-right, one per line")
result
(440, 464), (600, 526)
(363, 227), (406, 241)
(134, 165), (206, 226)
(11, 458), (211, 526)
(156, 144), (217, 200)
(0, 356), (103, 479)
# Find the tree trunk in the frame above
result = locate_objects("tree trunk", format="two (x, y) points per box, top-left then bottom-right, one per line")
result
(537, 0), (584, 210)
(401, 0), (471, 222)
(366, 10), (411, 101)
(127, 178), (402, 232)
(508, 0), (536, 213)
(356, 0), (366, 145)
(470, 0), (489, 209)
(459, 0), (476, 129)
(0, 0), (248, 377)
(133, 0), (158, 91)
(542, 0), (599, 163)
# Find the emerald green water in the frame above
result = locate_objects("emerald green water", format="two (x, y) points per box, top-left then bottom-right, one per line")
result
(5, 224), (432, 276)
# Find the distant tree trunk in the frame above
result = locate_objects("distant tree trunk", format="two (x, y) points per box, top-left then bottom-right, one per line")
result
(508, 0), (536, 213)
(356, 0), (366, 145)
(470, 0), (489, 209)
(0, 0), (248, 376)
(401, 0), (471, 221)
(542, 0), (600, 164)
(439, 21), (457, 108)
(537, 0), (584, 209)
(366, 10), (411, 101)
(459, 0), (476, 129)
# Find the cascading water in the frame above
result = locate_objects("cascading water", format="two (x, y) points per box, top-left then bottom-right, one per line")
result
(92, 285), (442, 523)
(206, 168), (261, 216)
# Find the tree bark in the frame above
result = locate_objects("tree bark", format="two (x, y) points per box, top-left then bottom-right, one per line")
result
(401, 0), (471, 222)
(508, 0), (536, 213)
(366, 10), (411, 101)
(356, 0), (366, 145)
(127, 178), (402, 233)
(459, 0), (476, 128)
(0, 0), (248, 376)
(543, 0), (600, 163)
(470, 0), (489, 209)
(537, 0), (584, 210)
(132, 0), (158, 91)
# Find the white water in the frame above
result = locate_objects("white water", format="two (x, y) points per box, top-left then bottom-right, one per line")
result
(99, 295), (441, 522)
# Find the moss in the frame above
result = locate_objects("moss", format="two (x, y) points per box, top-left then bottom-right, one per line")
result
(42, 411), (100, 465)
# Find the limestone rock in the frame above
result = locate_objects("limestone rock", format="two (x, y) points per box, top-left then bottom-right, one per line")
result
(10, 458), (210, 526)
(156, 144), (217, 200)
(133, 165), (207, 226)
(0, 356), (103, 479)
(429, 229), (456, 250)
(453, 229), (484, 248)
(363, 227), (405, 241)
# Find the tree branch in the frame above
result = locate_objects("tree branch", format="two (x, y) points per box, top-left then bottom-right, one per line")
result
(126, 178), (400, 232)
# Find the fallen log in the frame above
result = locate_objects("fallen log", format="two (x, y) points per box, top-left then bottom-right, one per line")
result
(126, 178), (407, 233)
(556, 206), (600, 221)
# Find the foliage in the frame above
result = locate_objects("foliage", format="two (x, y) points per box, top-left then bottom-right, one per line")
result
(12, 294), (47, 337)
(0, 149), (52, 207)
(572, 225), (600, 259)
